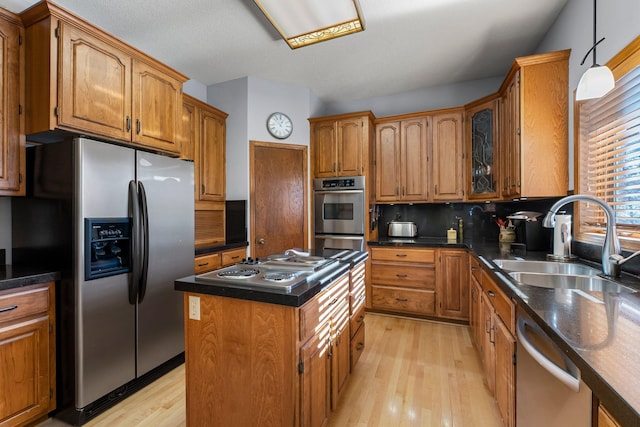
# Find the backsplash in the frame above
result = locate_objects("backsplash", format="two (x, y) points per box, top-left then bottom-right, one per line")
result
(377, 198), (564, 244)
(376, 199), (640, 277)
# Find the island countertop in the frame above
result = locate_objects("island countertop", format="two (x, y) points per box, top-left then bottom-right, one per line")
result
(175, 249), (368, 307)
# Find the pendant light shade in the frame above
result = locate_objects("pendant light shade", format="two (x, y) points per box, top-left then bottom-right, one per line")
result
(575, 0), (614, 101)
(576, 65), (615, 101)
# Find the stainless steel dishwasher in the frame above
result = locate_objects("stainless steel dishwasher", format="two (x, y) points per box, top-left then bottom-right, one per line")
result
(516, 306), (592, 426)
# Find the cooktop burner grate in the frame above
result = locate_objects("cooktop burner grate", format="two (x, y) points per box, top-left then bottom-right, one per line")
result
(217, 268), (260, 279)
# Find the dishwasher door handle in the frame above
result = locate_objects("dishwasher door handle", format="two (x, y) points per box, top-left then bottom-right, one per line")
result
(517, 316), (581, 392)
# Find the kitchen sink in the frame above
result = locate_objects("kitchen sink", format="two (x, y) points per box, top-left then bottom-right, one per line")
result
(493, 259), (601, 275)
(509, 272), (636, 293)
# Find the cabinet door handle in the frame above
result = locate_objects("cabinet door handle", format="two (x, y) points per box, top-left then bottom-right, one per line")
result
(356, 315), (364, 323)
(136, 119), (141, 134)
(395, 298), (408, 302)
(126, 116), (131, 132)
(197, 262), (209, 267)
(231, 256), (240, 260)
(329, 297), (339, 306)
(488, 291), (495, 298)
(396, 274), (408, 278)
(395, 253), (407, 258)
(485, 318), (492, 333)
(356, 342), (364, 351)
(0, 305), (18, 313)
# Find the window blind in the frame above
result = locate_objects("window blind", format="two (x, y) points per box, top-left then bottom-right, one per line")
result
(577, 64), (640, 249)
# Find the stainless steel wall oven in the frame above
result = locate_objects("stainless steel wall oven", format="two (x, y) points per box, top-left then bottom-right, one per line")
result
(313, 176), (365, 251)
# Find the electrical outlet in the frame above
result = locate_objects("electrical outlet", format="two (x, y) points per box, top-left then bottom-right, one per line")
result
(188, 295), (200, 320)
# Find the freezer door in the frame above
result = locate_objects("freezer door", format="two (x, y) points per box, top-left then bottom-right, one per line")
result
(76, 139), (136, 408)
(136, 151), (194, 376)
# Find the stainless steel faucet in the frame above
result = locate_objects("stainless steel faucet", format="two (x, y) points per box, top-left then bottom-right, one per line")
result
(543, 195), (621, 277)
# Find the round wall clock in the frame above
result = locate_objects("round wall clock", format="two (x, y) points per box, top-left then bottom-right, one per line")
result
(267, 112), (293, 139)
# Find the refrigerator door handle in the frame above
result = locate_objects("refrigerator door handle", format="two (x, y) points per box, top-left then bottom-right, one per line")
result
(128, 180), (141, 305)
(137, 181), (150, 303)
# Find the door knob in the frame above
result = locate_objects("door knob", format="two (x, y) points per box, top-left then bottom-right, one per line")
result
(258, 238), (265, 245)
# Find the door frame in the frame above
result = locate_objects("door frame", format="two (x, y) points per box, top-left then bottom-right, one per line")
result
(249, 141), (309, 257)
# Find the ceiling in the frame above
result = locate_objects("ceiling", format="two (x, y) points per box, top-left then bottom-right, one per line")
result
(0, 0), (568, 104)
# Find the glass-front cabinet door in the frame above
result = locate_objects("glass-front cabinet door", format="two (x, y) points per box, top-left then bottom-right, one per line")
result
(466, 96), (499, 200)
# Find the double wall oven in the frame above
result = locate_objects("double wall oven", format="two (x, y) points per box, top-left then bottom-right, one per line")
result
(313, 176), (365, 251)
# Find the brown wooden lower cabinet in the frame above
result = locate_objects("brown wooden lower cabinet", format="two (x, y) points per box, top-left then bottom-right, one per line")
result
(183, 271), (360, 427)
(370, 247), (469, 321)
(193, 246), (247, 274)
(0, 282), (56, 427)
(469, 256), (515, 427)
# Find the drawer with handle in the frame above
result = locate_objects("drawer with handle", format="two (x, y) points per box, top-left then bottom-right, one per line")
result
(0, 284), (50, 324)
(371, 247), (436, 263)
(371, 263), (435, 289)
(371, 286), (436, 315)
(194, 253), (222, 274)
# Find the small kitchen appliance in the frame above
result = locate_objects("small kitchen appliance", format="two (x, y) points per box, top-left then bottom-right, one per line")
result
(387, 221), (418, 238)
(507, 211), (549, 251)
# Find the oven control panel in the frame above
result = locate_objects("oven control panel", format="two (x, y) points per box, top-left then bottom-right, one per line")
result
(314, 175), (365, 191)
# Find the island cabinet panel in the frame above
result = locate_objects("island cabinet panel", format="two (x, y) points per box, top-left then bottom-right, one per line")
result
(184, 294), (298, 427)
(183, 270), (358, 427)
(21, 1), (187, 155)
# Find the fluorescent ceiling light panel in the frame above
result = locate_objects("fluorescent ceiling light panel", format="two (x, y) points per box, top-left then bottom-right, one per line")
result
(255, 0), (365, 49)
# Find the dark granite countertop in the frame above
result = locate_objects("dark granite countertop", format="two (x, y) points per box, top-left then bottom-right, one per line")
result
(175, 249), (368, 308)
(0, 264), (61, 292)
(370, 236), (640, 425)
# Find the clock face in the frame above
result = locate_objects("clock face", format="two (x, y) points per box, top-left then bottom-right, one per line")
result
(267, 112), (293, 139)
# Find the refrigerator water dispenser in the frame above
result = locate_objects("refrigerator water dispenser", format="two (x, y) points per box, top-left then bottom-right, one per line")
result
(85, 218), (131, 280)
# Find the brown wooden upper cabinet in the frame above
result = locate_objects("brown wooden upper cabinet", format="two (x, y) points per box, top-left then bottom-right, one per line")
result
(20, 1), (187, 156)
(375, 116), (430, 202)
(499, 49), (570, 199)
(0, 9), (25, 196)
(432, 109), (464, 201)
(310, 112), (374, 178)
(465, 96), (500, 201)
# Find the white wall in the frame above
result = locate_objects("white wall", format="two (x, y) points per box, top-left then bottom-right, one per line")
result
(208, 77), (250, 201)
(183, 79), (207, 103)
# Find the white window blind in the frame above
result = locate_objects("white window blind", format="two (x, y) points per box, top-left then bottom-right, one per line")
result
(577, 63), (640, 250)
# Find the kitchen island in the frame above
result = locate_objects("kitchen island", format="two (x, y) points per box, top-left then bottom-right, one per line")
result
(174, 250), (368, 427)
(371, 237), (640, 426)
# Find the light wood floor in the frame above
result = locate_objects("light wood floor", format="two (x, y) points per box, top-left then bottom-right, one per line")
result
(40, 313), (501, 427)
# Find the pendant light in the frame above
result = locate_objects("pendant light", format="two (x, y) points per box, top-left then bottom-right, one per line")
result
(576, 0), (615, 101)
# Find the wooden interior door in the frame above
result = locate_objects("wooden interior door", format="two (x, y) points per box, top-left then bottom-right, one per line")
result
(250, 141), (308, 258)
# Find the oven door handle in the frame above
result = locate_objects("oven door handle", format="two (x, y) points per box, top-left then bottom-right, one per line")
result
(516, 316), (581, 392)
(314, 190), (364, 195)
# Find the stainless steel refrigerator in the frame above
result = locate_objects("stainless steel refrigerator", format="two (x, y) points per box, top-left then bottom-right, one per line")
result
(12, 137), (194, 425)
